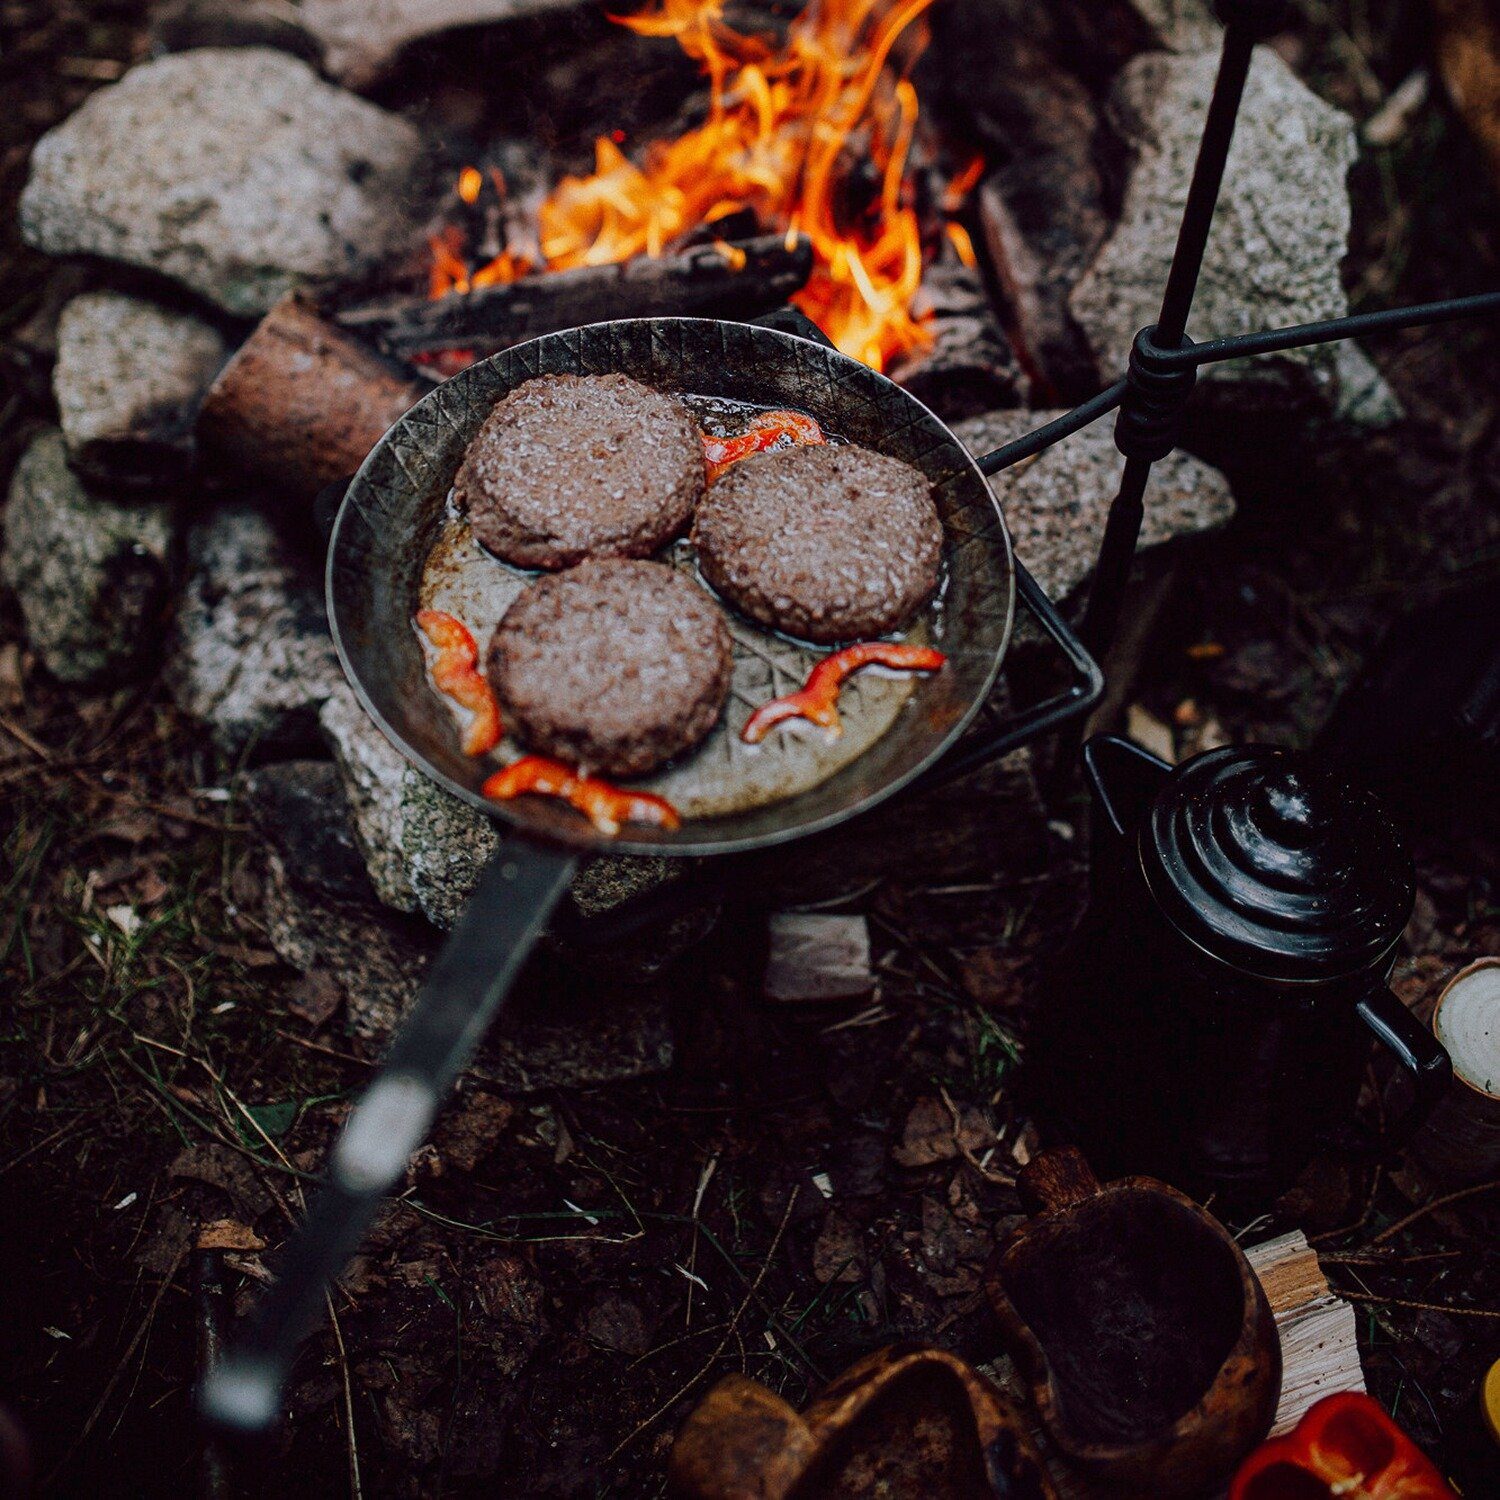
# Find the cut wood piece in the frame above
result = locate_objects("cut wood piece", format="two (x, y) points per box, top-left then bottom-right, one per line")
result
(337, 235), (814, 357)
(763, 913), (873, 1003)
(197, 294), (425, 501)
(1411, 957), (1500, 1183)
(982, 1229), (1364, 1497)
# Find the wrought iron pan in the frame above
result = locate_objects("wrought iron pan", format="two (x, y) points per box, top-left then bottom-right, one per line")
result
(328, 316), (1016, 854)
(202, 316), (1029, 1438)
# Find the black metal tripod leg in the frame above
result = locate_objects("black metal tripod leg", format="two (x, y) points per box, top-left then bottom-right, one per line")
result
(1080, 456), (1153, 662)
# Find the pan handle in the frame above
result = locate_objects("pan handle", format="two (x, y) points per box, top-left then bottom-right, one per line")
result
(198, 839), (578, 1443)
(918, 559), (1104, 790)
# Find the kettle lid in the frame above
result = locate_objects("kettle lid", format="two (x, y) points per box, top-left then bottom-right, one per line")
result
(1140, 745), (1414, 982)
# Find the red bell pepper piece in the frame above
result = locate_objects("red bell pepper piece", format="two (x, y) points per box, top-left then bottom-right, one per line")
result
(1229, 1393), (1457, 1500)
(703, 409), (825, 482)
(741, 641), (947, 744)
(415, 608), (503, 756)
(481, 755), (681, 836)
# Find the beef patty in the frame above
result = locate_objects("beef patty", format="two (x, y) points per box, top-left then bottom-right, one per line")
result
(455, 373), (705, 570)
(691, 443), (943, 643)
(487, 558), (732, 777)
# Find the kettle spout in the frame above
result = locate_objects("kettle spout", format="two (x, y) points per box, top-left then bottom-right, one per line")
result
(1083, 734), (1172, 842)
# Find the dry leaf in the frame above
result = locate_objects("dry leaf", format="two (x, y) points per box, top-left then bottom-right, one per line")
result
(197, 1218), (267, 1252)
(1432, 0), (1500, 190)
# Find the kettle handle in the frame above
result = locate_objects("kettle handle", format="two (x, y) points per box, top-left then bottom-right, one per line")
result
(1354, 985), (1453, 1157)
(1082, 734), (1173, 841)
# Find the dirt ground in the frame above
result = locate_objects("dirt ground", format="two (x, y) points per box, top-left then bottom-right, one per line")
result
(1, 2), (1498, 1497)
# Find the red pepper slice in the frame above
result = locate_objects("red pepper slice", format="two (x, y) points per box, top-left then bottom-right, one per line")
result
(1229, 1393), (1457, 1500)
(482, 755), (681, 836)
(415, 608), (502, 756)
(741, 642), (947, 744)
(703, 409), (825, 483)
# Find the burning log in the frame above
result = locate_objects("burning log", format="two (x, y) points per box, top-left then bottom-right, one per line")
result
(337, 234), (814, 358)
(888, 261), (1025, 421)
(198, 294), (425, 500)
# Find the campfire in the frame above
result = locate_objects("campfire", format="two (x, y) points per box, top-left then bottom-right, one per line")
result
(426, 0), (978, 371)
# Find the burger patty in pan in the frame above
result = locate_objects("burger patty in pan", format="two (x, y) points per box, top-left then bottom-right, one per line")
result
(487, 558), (732, 777)
(691, 443), (943, 643)
(456, 373), (705, 570)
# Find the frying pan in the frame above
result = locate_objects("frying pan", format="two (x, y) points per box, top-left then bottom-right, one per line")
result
(201, 316), (1093, 1437)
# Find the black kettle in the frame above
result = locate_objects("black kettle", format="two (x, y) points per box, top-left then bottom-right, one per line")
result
(1029, 735), (1452, 1210)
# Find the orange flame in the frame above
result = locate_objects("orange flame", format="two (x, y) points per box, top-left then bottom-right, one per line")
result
(430, 0), (975, 371)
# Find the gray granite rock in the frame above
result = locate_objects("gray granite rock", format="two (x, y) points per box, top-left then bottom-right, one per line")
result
(1070, 48), (1361, 409)
(1128, 0), (1221, 51)
(954, 407), (1235, 603)
(318, 682), (423, 913)
(261, 850), (675, 1091)
(20, 49), (430, 317)
(315, 690), (701, 956)
(164, 505), (340, 753)
(241, 760), (374, 904)
(0, 429), (175, 684)
(53, 291), (228, 487)
(397, 770), (501, 927)
(297, 0), (587, 89)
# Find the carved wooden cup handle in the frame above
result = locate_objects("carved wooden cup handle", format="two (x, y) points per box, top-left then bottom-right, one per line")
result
(1018, 1145), (1103, 1216)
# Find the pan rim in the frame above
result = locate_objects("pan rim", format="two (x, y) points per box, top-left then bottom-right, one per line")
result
(325, 315), (1016, 858)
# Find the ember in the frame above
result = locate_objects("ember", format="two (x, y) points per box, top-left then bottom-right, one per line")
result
(429, 0), (973, 370)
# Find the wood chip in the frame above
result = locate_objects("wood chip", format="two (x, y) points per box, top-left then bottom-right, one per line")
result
(763, 913), (874, 1003)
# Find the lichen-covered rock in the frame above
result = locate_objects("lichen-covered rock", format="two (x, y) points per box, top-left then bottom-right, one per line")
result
(398, 772), (501, 927)
(1070, 48), (1361, 408)
(260, 850), (675, 1091)
(20, 49), (430, 317)
(53, 291), (228, 487)
(297, 0), (587, 89)
(317, 691), (701, 951)
(954, 407), (1235, 603)
(1127, 0), (1221, 51)
(242, 760), (374, 904)
(319, 682), (423, 913)
(0, 429), (175, 684)
(164, 505), (340, 754)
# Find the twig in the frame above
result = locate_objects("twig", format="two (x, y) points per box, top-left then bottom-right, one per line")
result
(42, 1245), (187, 1487)
(326, 1291), (363, 1500)
(939, 1084), (1015, 1186)
(604, 1186), (801, 1463)
(1308, 1163), (1385, 1244)
(0, 714), (53, 759)
(1365, 1177), (1500, 1248)
(1336, 1289), (1500, 1319)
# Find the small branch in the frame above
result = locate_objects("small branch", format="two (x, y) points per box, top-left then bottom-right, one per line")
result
(604, 1186), (802, 1463)
(1336, 1289), (1500, 1320)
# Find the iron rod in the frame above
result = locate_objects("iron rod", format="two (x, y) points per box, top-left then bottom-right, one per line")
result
(1080, 455), (1154, 661)
(1151, 289), (1500, 369)
(1154, 23), (1258, 346)
(976, 380), (1128, 476)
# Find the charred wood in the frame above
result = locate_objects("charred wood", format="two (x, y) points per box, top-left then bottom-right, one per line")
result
(198, 294), (425, 500)
(890, 261), (1025, 421)
(337, 234), (814, 357)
